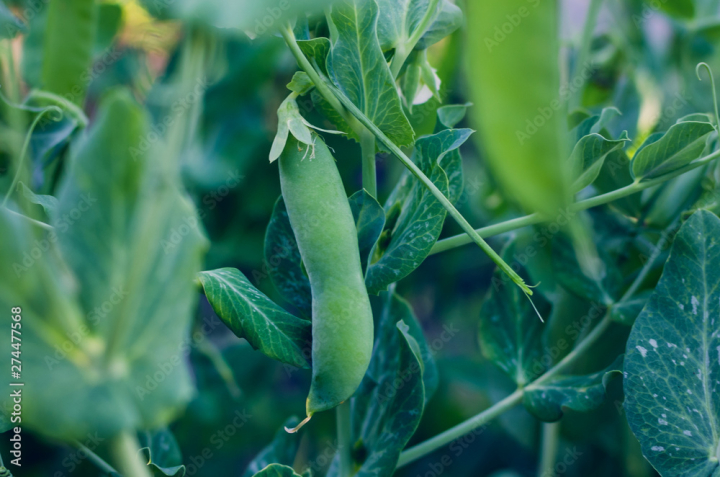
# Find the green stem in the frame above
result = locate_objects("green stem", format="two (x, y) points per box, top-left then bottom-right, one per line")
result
(196, 337), (243, 400)
(431, 146), (720, 255)
(360, 129), (377, 197)
(337, 401), (353, 477)
(389, 0), (440, 79)
(109, 431), (152, 477)
(280, 24), (531, 295)
(571, 0), (604, 110)
(2, 106), (62, 207)
(74, 440), (119, 475)
(538, 423), (560, 477)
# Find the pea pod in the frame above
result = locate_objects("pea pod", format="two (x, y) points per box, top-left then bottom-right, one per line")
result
(279, 134), (374, 431)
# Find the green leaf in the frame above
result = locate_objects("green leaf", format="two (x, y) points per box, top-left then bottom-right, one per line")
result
(242, 417), (302, 477)
(568, 131), (630, 193)
(632, 121), (715, 181)
(253, 464), (304, 477)
(646, 0), (694, 19)
(466, 0), (569, 216)
(287, 72), (314, 96)
(552, 232), (622, 306)
(376, 0), (434, 51)
(328, 293), (426, 477)
(365, 130), (465, 294)
(139, 428), (186, 476)
(624, 210), (720, 477)
(349, 189), (386, 273)
(0, 1), (26, 39)
(94, 3), (122, 56)
(523, 356), (623, 422)
(42, 0), (98, 105)
(327, 0), (414, 147)
(18, 182), (58, 220)
(297, 38), (331, 76)
(198, 268), (311, 370)
(610, 291), (651, 326)
(415, 0), (463, 50)
(0, 89), (207, 440)
(436, 103), (471, 130)
(479, 242), (550, 386)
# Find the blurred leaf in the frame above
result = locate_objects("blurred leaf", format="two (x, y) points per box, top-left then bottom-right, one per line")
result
(42, 0), (97, 105)
(466, 0), (569, 215)
(349, 189), (386, 273)
(624, 211), (720, 477)
(552, 233), (622, 306)
(326, 0), (414, 147)
(0, 90), (206, 440)
(0, 0), (25, 39)
(328, 294), (425, 477)
(18, 182), (57, 220)
(415, 0), (463, 50)
(93, 3), (122, 56)
(522, 356), (623, 422)
(568, 131), (630, 193)
(253, 464), (304, 477)
(139, 427), (186, 476)
(198, 268), (311, 369)
(365, 130), (467, 294)
(609, 291), (651, 326)
(644, 0), (694, 18)
(631, 121), (715, 181)
(242, 417), (302, 477)
(479, 242), (550, 386)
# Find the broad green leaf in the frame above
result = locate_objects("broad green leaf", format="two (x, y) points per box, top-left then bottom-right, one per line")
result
(265, 197), (313, 319)
(594, 148), (642, 217)
(139, 428), (186, 476)
(19, 182), (58, 220)
(365, 130), (463, 294)
(436, 103), (471, 130)
(42, 0), (98, 105)
(327, 0), (414, 147)
(552, 232), (622, 306)
(375, 0), (442, 51)
(523, 356), (623, 422)
(93, 3), (122, 56)
(568, 131), (630, 193)
(479, 242), (550, 386)
(610, 291), (652, 326)
(632, 121), (715, 181)
(0, 1), (26, 39)
(624, 210), (720, 477)
(466, 0), (569, 215)
(0, 90), (207, 440)
(367, 293), (438, 404)
(328, 293), (426, 477)
(253, 464), (304, 477)
(297, 38), (331, 76)
(415, 0), (463, 50)
(243, 417), (302, 477)
(198, 268), (311, 370)
(349, 189), (386, 273)
(646, 0), (694, 19)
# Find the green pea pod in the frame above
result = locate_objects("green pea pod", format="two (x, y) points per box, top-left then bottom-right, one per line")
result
(279, 135), (374, 431)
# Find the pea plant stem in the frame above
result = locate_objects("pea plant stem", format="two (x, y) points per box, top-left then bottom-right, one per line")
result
(389, 0), (441, 79)
(73, 440), (119, 475)
(360, 129), (377, 197)
(538, 423), (561, 477)
(337, 401), (353, 477)
(109, 431), (152, 477)
(431, 146), (720, 255)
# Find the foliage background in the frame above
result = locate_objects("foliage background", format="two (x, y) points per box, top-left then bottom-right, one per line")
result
(0, 0), (719, 476)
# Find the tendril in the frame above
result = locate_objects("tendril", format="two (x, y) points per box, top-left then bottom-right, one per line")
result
(696, 62), (720, 132)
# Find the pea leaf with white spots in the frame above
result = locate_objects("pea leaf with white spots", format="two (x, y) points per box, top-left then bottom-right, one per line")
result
(624, 210), (720, 477)
(523, 356), (623, 422)
(198, 268), (311, 369)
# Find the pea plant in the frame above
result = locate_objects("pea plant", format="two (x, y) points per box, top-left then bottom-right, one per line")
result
(1, 0), (720, 476)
